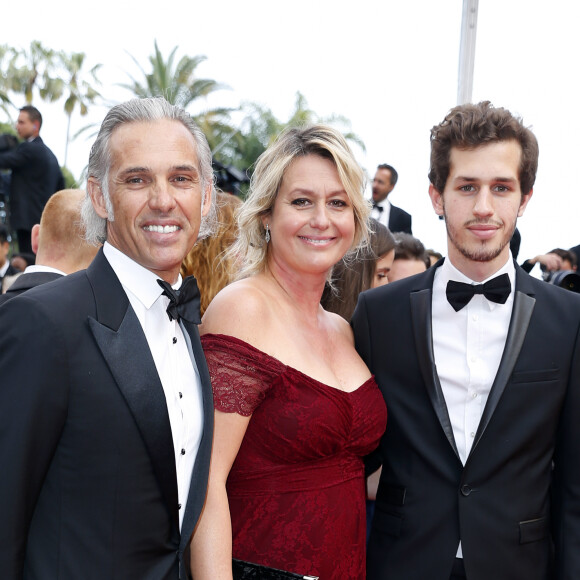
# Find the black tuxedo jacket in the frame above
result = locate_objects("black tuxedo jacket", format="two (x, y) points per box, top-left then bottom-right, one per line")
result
(0, 136), (64, 230)
(0, 250), (213, 579)
(0, 270), (62, 305)
(352, 261), (580, 580)
(388, 203), (412, 235)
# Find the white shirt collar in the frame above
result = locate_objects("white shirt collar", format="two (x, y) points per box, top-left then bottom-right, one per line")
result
(24, 264), (66, 276)
(103, 242), (182, 310)
(374, 197), (391, 210)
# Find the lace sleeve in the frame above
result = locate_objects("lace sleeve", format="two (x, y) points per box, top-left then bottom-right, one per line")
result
(201, 334), (284, 417)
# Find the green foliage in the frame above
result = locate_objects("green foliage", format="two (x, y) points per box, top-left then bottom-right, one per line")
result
(0, 40), (365, 185)
(214, 92), (365, 177)
(61, 165), (78, 189)
(120, 40), (228, 110)
(0, 121), (17, 136)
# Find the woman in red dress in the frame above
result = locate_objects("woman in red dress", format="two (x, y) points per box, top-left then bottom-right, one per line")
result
(191, 125), (387, 579)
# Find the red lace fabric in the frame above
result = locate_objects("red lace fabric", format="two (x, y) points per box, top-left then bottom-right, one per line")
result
(202, 333), (387, 580)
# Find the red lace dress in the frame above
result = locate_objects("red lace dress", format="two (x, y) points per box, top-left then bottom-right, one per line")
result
(201, 333), (387, 580)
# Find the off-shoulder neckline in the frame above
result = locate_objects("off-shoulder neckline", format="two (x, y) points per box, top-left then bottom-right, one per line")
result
(201, 333), (375, 395)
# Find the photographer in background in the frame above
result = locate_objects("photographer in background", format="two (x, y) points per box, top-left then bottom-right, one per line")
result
(0, 106), (64, 253)
(521, 247), (579, 293)
(521, 247), (577, 275)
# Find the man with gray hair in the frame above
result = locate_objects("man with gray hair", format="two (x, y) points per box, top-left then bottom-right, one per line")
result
(0, 97), (216, 579)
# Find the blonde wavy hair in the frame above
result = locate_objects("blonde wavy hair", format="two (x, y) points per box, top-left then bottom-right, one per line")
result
(181, 190), (242, 316)
(229, 124), (371, 281)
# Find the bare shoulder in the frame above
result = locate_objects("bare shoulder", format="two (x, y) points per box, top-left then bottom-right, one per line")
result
(200, 277), (272, 341)
(323, 309), (355, 346)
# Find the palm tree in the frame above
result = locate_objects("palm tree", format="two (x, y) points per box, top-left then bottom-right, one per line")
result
(120, 40), (237, 163)
(286, 92), (366, 152)
(223, 92), (365, 178)
(120, 40), (229, 111)
(58, 51), (102, 166)
(5, 41), (61, 105)
(0, 45), (16, 118)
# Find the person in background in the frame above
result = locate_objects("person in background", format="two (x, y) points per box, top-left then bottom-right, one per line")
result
(388, 232), (429, 283)
(370, 163), (412, 234)
(0, 189), (99, 304)
(0, 106), (65, 253)
(10, 252), (35, 272)
(569, 243), (580, 268)
(181, 190), (242, 317)
(521, 247), (577, 275)
(0, 224), (18, 289)
(192, 124), (387, 579)
(427, 248), (444, 267)
(322, 218), (395, 320)
(353, 100), (580, 580)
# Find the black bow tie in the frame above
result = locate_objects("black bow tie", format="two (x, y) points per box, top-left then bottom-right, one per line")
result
(157, 276), (201, 324)
(446, 273), (511, 312)
(372, 203), (384, 213)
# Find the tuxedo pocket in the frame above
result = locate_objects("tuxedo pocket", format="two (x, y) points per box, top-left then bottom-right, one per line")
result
(378, 484), (407, 506)
(373, 507), (403, 538)
(519, 517), (547, 544)
(511, 368), (559, 384)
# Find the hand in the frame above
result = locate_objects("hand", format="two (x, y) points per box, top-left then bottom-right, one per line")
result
(529, 253), (563, 271)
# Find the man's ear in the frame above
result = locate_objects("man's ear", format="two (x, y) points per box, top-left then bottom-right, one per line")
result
(200, 183), (212, 218)
(31, 224), (40, 254)
(87, 178), (109, 219)
(517, 188), (533, 217)
(428, 184), (444, 217)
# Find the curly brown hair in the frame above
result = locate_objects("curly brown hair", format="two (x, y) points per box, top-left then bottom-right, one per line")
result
(181, 191), (243, 316)
(428, 101), (539, 197)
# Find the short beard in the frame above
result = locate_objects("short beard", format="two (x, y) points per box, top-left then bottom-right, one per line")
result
(455, 240), (507, 263)
(444, 214), (513, 264)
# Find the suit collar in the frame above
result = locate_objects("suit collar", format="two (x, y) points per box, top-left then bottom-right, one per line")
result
(6, 271), (62, 293)
(86, 248), (130, 330)
(468, 264), (536, 458)
(410, 263), (460, 459)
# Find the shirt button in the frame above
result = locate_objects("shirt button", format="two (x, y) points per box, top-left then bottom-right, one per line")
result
(173, 337), (177, 344)
(470, 432), (475, 438)
(179, 392), (183, 399)
(471, 392), (477, 398)
(472, 314), (478, 322)
(181, 449), (186, 455)
(178, 503), (182, 510)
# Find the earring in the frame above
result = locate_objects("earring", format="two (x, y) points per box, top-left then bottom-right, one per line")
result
(265, 224), (270, 244)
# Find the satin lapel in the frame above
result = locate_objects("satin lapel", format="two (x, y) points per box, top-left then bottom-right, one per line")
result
(179, 319), (214, 551)
(410, 265), (460, 459)
(86, 250), (179, 531)
(470, 267), (537, 456)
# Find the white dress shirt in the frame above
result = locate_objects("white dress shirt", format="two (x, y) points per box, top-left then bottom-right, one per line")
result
(24, 264), (66, 276)
(0, 260), (10, 278)
(370, 198), (392, 228)
(432, 255), (515, 557)
(104, 242), (203, 529)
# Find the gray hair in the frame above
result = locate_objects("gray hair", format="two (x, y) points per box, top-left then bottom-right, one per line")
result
(81, 97), (216, 245)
